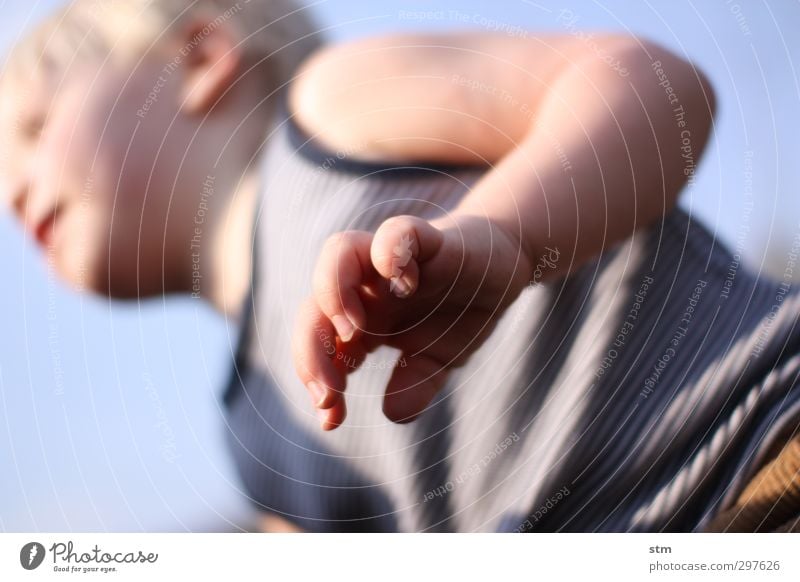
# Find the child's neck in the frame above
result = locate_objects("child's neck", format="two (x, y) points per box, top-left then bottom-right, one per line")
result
(201, 168), (258, 321)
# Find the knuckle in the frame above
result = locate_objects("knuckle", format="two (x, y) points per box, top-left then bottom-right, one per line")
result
(291, 345), (311, 380)
(313, 280), (342, 308)
(379, 215), (416, 236)
(375, 216), (419, 260)
(296, 297), (318, 323)
(322, 231), (353, 254)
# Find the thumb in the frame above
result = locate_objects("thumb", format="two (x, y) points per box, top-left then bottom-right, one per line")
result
(370, 215), (444, 298)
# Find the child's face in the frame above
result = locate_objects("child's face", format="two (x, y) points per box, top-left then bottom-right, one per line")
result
(0, 56), (212, 297)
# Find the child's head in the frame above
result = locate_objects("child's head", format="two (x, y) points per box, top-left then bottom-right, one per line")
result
(0, 0), (320, 297)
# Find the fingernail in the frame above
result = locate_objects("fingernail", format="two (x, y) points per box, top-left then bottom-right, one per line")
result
(390, 276), (413, 298)
(307, 381), (327, 408)
(316, 407), (333, 430)
(331, 314), (355, 342)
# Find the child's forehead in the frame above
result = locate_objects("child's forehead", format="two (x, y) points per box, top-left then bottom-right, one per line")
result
(0, 59), (111, 125)
(0, 10), (139, 124)
(0, 76), (38, 125)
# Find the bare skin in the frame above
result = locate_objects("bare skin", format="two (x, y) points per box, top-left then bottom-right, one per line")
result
(0, 21), (714, 429)
(288, 33), (716, 429)
(1, 20), (715, 533)
(0, 15), (271, 320)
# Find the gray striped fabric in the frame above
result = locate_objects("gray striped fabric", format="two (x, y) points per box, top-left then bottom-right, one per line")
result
(222, 109), (800, 532)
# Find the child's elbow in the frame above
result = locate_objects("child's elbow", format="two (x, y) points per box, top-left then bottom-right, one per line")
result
(609, 37), (716, 153)
(639, 37), (716, 120)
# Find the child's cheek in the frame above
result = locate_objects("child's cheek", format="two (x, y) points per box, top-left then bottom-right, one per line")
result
(55, 208), (110, 294)
(41, 85), (102, 200)
(37, 98), (113, 290)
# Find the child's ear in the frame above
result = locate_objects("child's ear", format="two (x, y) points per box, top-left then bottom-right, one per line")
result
(177, 15), (243, 115)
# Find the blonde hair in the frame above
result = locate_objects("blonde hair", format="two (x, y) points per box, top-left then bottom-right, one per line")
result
(3, 0), (322, 89)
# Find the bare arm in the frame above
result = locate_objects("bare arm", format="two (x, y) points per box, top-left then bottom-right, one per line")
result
(289, 32), (715, 276)
(289, 32), (716, 426)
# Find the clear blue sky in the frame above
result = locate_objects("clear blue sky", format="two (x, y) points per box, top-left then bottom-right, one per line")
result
(1, 0), (798, 531)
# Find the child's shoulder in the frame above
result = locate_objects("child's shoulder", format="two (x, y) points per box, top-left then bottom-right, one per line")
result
(288, 33), (470, 164)
(285, 31), (581, 166)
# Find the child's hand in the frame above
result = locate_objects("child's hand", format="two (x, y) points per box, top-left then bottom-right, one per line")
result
(291, 213), (535, 430)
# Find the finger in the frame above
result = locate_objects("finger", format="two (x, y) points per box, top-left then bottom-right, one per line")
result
(313, 231), (373, 342)
(317, 397), (347, 431)
(291, 297), (345, 410)
(332, 336), (368, 376)
(371, 215), (444, 299)
(386, 310), (497, 368)
(383, 352), (450, 424)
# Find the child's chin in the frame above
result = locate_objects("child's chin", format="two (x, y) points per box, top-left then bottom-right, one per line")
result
(56, 248), (176, 300)
(57, 264), (113, 297)
(55, 251), (126, 298)
(63, 271), (151, 299)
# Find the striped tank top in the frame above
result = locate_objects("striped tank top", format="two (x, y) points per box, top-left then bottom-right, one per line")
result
(222, 106), (800, 532)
